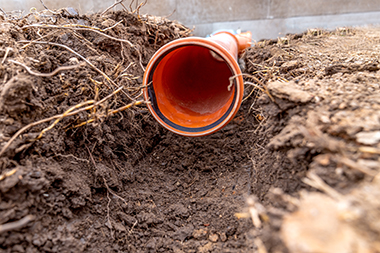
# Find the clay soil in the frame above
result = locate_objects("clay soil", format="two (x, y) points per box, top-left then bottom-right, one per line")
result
(0, 6), (380, 253)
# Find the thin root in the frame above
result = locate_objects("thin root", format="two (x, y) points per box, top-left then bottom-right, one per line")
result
(0, 215), (35, 234)
(19, 40), (115, 89)
(54, 153), (90, 164)
(9, 60), (85, 77)
(229, 73), (275, 102)
(108, 100), (144, 115)
(0, 168), (17, 181)
(23, 24), (134, 47)
(0, 86), (124, 157)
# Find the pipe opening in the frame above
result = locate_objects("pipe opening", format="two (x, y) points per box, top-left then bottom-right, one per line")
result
(151, 45), (235, 128)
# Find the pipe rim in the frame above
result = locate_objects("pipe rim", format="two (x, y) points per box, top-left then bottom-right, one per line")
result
(143, 37), (244, 137)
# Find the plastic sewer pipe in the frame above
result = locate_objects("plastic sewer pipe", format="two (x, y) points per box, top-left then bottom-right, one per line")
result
(143, 31), (252, 137)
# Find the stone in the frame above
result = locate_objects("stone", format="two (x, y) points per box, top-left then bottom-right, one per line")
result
(267, 81), (314, 103)
(356, 131), (380, 145)
(208, 233), (219, 243)
(219, 232), (227, 242)
(192, 228), (208, 240)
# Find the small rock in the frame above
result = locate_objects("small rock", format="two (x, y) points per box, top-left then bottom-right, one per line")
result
(219, 232), (227, 242)
(117, 212), (137, 227)
(62, 207), (73, 219)
(192, 228), (208, 240)
(12, 245), (25, 253)
(0, 75), (33, 117)
(32, 234), (47, 247)
(62, 7), (79, 17)
(314, 154), (331, 166)
(171, 224), (194, 241)
(70, 196), (86, 208)
(208, 233), (219, 243)
(113, 221), (127, 233)
(356, 131), (380, 145)
(146, 237), (157, 250)
(349, 101), (359, 110)
(338, 102), (347, 110)
(69, 57), (80, 64)
(198, 242), (214, 253)
(225, 225), (237, 236)
(281, 60), (299, 70)
(170, 203), (189, 218)
(267, 81), (314, 103)
(0, 168), (23, 193)
(320, 115), (331, 124)
(101, 19), (116, 28)
(0, 23), (12, 34)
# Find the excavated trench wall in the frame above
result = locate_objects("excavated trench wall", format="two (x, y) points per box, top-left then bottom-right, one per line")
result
(3, 1), (380, 40)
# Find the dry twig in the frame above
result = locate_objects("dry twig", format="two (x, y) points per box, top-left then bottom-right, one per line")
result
(131, 0), (147, 19)
(39, 0), (53, 12)
(246, 196), (266, 228)
(359, 146), (380, 155)
(101, 0), (125, 16)
(337, 156), (378, 177)
(1, 47), (12, 64)
(254, 238), (268, 253)
(0, 8), (7, 18)
(303, 171), (343, 200)
(298, 124), (344, 153)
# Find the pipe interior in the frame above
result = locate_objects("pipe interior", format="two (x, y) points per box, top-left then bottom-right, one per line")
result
(152, 45), (235, 128)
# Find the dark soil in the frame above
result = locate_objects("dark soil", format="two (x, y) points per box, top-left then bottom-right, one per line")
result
(0, 6), (379, 253)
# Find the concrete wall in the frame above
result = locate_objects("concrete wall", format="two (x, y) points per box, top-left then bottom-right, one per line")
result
(2, 0), (380, 39)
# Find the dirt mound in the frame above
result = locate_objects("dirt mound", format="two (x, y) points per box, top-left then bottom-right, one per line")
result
(0, 4), (380, 253)
(242, 27), (380, 252)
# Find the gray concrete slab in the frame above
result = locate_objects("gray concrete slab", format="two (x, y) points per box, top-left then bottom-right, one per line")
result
(270, 0), (380, 18)
(4, 0), (380, 23)
(2, 0), (380, 41)
(193, 11), (380, 39)
(175, 0), (269, 24)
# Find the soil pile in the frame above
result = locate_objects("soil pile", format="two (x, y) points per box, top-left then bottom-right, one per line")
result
(243, 27), (380, 252)
(0, 4), (380, 253)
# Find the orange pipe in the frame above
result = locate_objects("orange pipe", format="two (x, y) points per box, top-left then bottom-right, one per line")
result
(143, 31), (252, 137)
